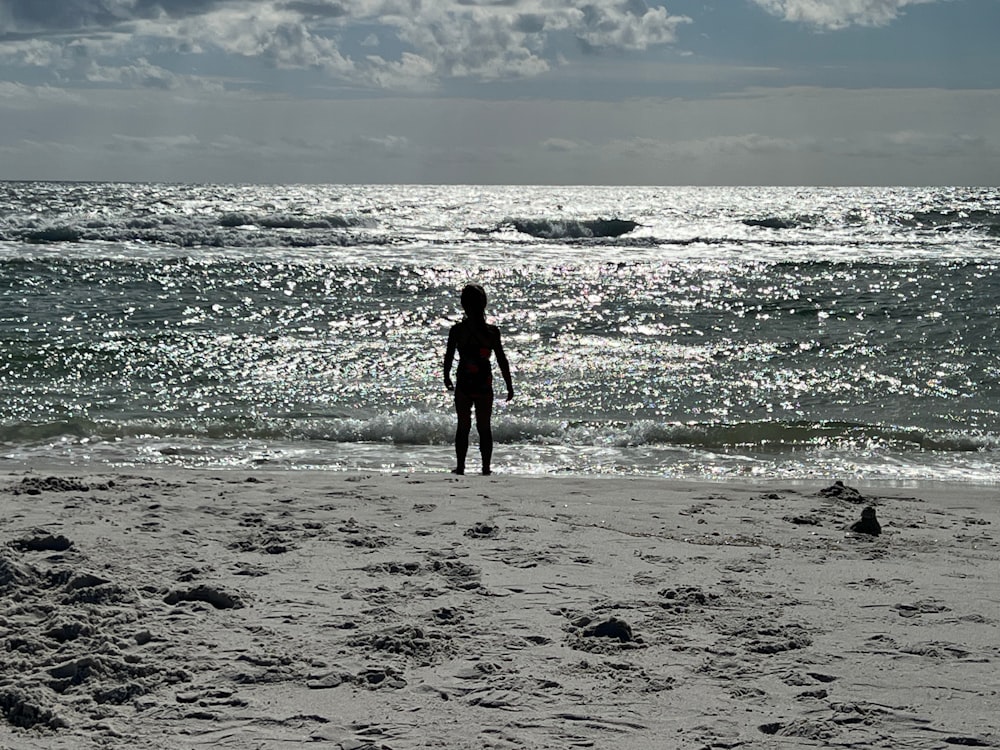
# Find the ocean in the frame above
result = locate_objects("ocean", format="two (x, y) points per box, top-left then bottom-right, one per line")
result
(2, 182), (999, 483)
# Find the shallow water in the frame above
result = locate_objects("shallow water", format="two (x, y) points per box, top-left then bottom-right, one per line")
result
(2, 183), (999, 482)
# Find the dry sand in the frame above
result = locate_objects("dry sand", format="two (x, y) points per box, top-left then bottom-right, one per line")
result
(0, 468), (997, 749)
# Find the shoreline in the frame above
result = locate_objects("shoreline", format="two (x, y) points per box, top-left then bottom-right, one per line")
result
(1, 467), (997, 748)
(7, 457), (1000, 489)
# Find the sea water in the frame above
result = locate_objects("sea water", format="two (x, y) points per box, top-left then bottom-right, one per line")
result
(2, 182), (999, 483)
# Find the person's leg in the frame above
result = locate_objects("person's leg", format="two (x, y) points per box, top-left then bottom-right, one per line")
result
(473, 393), (495, 475)
(453, 391), (473, 475)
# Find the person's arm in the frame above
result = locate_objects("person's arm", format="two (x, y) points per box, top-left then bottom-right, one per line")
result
(443, 326), (457, 391)
(493, 328), (514, 401)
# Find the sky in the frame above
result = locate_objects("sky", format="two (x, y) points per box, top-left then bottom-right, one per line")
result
(1, 0), (998, 185)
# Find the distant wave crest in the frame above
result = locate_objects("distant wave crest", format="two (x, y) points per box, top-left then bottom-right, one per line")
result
(470, 218), (640, 239)
(217, 212), (363, 230)
(23, 226), (85, 243)
(2, 210), (373, 248)
(742, 208), (1000, 235)
(742, 217), (801, 230)
(5, 221), (379, 249)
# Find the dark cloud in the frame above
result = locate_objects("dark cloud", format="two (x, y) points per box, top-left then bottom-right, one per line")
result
(282, 1), (348, 18)
(514, 14), (545, 33)
(3, 0), (128, 31)
(136, 0), (232, 16)
(1, 0), (233, 32)
(455, 0), (521, 6)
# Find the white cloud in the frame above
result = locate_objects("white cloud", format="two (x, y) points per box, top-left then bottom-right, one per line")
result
(0, 39), (63, 68)
(353, 134), (411, 155)
(86, 58), (177, 89)
(362, 52), (438, 89)
(751, 0), (938, 29)
(571, 0), (690, 51)
(0, 0), (691, 91)
(0, 81), (87, 106)
(173, 6), (355, 73)
(359, 0), (689, 81)
(542, 137), (581, 152)
(384, 5), (550, 80)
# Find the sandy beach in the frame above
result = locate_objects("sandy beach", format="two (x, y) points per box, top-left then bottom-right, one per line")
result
(1, 468), (997, 749)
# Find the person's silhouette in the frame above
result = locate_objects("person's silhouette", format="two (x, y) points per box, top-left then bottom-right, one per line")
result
(443, 284), (513, 475)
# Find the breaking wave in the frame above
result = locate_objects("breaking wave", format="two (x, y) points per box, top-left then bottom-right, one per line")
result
(3, 414), (996, 455)
(742, 217), (801, 230)
(471, 218), (641, 239)
(1, 212), (375, 248)
(742, 209), (1000, 234)
(216, 212), (364, 229)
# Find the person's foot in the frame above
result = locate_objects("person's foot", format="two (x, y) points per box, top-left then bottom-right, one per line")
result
(481, 468), (492, 476)
(451, 467), (465, 475)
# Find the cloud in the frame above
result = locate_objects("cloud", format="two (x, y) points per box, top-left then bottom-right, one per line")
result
(2, 84), (997, 183)
(0, 39), (63, 68)
(282, 1), (349, 18)
(358, 0), (689, 81)
(0, 0), (691, 91)
(352, 133), (411, 155)
(838, 130), (992, 158)
(1, 1), (133, 33)
(385, 5), (554, 81)
(602, 129), (993, 163)
(86, 57), (180, 89)
(0, 139), (90, 158)
(606, 133), (807, 160)
(0, 81), (87, 106)
(106, 133), (202, 152)
(750, 0), (938, 30)
(0, 0), (234, 34)
(362, 52), (438, 89)
(542, 137), (581, 152)
(167, 5), (354, 73)
(572, 0), (690, 52)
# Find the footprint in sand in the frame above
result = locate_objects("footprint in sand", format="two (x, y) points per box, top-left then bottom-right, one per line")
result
(338, 517), (395, 549)
(306, 666), (407, 691)
(759, 719), (836, 741)
(464, 522), (500, 539)
(347, 624), (453, 663)
(742, 623), (813, 654)
(363, 560), (424, 576)
(430, 558), (482, 589)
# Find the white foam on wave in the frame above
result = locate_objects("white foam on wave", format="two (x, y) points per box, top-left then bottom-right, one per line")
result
(5, 412), (1000, 484)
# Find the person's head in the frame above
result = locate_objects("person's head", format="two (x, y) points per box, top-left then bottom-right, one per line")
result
(461, 284), (487, 319)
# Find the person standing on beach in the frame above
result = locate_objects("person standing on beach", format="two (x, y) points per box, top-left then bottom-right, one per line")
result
(443, 284), (514, 475)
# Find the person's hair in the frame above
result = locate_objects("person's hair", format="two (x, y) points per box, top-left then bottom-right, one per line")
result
(461, 284), (487, 319)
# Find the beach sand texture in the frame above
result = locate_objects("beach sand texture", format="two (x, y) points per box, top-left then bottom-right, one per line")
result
(1, 470), (997, 749)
